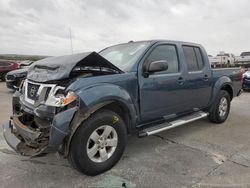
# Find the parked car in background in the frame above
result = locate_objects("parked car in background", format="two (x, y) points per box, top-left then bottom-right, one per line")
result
(5, 61), (33, 90)
(18, 60), (33, 68)
(235, 52), (250, 66)
(5, 68), (28, 90)
(209, 53), (235, 67)
(0, 60), (20, 81)
(3, 40), (242, 176)
(242, 70), (250, 90)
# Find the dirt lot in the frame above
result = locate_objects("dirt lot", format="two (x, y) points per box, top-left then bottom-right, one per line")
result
(0, 81), (250, 188)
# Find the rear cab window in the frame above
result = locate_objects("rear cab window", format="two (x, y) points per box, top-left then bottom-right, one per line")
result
(182, 46), (204, 72)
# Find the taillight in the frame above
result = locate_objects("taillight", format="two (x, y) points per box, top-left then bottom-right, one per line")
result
(15, 63), (20, 69)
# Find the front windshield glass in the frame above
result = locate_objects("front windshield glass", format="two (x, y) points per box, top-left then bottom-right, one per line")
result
(241, 52), (250, 56)
(99, 42), (150, 71)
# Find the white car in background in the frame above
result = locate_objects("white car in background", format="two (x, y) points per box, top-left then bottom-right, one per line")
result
(209, 53), (235, 67)
(235, 52), (250, 65)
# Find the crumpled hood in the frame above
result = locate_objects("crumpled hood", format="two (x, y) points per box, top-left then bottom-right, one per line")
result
(27, 52), (122, 82)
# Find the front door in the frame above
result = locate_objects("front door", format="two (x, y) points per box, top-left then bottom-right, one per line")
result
(139, 44), (190, 122)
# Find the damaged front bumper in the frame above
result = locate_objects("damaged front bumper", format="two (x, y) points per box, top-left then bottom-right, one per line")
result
(3, 116), (48, 156)
(3, 99), (77, 156)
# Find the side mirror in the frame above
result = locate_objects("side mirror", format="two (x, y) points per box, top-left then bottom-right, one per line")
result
(148, 60), (168, 73)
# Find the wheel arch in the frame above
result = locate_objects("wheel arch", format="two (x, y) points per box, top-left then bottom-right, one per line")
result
(63, 97), (137, 157)
(220, 84), (233, 100)
(208, 76), (233, 112)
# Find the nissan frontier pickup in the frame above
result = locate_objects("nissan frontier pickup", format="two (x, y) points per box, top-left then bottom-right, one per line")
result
(3, 40), (242, 175)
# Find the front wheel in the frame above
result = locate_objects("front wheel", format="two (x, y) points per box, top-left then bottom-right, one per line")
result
(208, 90), (231, 123)
(1, 73), (6, 81)
(68, 110), (127, 176)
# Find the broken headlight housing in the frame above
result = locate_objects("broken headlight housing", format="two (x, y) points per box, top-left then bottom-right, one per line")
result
(21, 79), (79, 107)
(46, 90), (79, 107)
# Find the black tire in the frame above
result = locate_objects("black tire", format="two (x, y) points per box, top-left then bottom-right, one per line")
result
(68, 109), (127, 176)
(208, 90), (231, 123)
(1, 73), (6, 81)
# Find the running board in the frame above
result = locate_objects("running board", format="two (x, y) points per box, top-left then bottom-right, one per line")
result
(139, 112), (208, 137)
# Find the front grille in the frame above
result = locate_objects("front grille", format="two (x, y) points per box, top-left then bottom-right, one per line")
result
(6, 75), (15, 81)
(24, 80), (63, 105)
(44, 87), (52, 101)
(27, 83), (40, 101)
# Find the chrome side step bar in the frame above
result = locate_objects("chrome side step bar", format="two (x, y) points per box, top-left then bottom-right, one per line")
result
(139, 112), (208, 137)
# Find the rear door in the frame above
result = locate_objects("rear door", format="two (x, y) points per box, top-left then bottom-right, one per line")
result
(182, 45), (212, 109)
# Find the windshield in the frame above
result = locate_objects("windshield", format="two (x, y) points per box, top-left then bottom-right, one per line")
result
(99, 42), (150, 71)
(241, 52), (250, 56)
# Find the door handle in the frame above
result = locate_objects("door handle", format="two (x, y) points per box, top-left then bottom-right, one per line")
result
(203, 74), (209, 81)
(178, 77), (185, 85)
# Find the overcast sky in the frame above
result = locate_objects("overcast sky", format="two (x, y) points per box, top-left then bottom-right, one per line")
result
(0, 0), (250, 56)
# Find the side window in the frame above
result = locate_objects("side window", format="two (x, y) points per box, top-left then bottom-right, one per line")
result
(146, 45), (179, 74)
(194, 47), (204, 70)
(183, 46), (204, 72)
(183, 46), (198, 71)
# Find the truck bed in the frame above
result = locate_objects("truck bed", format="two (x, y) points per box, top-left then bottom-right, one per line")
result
(212, 67), (241, 97)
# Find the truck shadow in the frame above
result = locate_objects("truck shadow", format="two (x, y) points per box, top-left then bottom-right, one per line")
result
(124, 118), (216, 157)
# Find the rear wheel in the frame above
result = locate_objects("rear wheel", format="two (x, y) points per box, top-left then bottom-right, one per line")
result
(208, 90), (231, 123)
(68, 109), (127, 176)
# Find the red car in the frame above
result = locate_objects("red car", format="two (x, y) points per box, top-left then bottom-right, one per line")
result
(0, 60), (20, 81)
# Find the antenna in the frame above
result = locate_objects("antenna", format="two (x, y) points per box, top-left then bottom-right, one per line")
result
(69, 27), (73, 54)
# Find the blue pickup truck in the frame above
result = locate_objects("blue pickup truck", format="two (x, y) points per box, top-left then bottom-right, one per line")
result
(3, 40), (242, 175)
